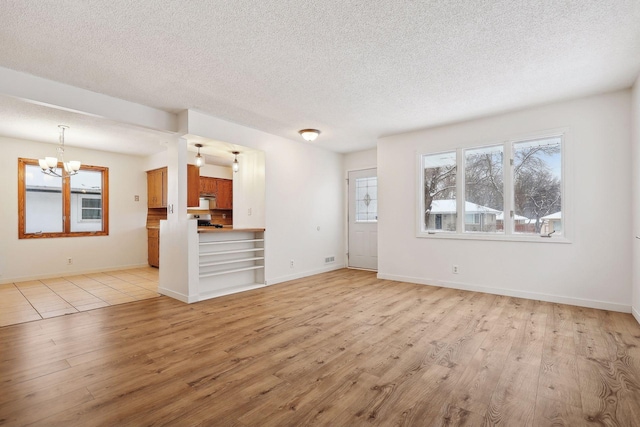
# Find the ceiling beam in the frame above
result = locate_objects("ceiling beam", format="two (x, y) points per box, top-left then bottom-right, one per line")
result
(0, 66), (178, 133)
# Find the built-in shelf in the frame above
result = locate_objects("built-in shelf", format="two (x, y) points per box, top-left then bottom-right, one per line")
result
(196, 230), (265, 301)
(200, 256), (265, 268)
(200, 265), (265, 278)
(200, 247), (264, 256)
(200, 238), (264, 246)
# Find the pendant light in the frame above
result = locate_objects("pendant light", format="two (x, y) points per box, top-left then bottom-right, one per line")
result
(195, 144), (205, 167)
(39, 125), (81, 177)
(232, 151), (240, 173)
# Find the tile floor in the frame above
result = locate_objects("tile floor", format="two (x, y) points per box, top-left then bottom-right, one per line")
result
(0, 267), (159, 327)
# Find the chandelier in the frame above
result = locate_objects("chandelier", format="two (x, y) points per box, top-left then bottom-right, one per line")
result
(39, 125), (81, 177)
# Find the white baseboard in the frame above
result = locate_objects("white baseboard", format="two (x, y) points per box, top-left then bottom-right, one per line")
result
(633, 306), (640, 325)
(158, 287), (194, 303)
(267, 263), (346, 286)
(377, 273), (631, 313)
(0, 263), (151, 285)
(197, 283), (266, 302)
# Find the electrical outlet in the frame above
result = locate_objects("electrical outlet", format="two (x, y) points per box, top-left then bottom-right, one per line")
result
(452, 265), (459, 274)
(134, 195), (139, 201)
(290, 260), (294, 268)
(248, 208), (252, 216)
(67, 257), (73, 265)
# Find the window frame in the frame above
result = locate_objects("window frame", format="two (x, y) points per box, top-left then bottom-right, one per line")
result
(416, 129), (570, 243)
(421, 149), (458, 234)
(18, 158), (109, 239)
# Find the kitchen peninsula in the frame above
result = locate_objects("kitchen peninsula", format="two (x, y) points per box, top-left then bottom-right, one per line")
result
(154, 143), (266, 304)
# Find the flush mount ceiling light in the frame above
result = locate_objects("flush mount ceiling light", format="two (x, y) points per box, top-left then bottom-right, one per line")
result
(39, 125), (81, 177)
(232, 151), (240, 173)
(195, 143), (205, 167)
(298, 129), (321, 142)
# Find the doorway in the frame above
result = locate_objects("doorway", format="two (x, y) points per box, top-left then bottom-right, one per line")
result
(348, 168), (378, 270)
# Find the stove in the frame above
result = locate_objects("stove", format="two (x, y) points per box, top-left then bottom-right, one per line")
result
(198, 220), (223, 228)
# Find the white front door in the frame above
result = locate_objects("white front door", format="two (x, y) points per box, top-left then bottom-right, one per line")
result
(348, 168), (378, 270)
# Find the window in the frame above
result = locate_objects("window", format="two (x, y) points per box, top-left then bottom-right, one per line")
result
(464, 145), (503, 233)
(465, 213), (480, 224)
(355, 176), (378, 222)
(423, 151), (457, 232)
(79, 197), (102, 221)
(418, 133), (564, 241)
(513, 137), (562, 235)
(18, 158), (109, 238)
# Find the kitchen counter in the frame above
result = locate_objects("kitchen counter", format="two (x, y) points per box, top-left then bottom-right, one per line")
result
(198, 227), (265, 233)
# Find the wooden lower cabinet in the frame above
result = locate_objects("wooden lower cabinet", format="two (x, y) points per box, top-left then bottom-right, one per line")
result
(148, 228), (159, 267)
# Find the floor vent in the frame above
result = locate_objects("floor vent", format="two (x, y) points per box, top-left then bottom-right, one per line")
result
(325, 256), (335, 264)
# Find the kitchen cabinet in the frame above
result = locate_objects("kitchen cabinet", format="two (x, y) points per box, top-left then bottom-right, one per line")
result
(147, 165), (200, 208)
(199, 177), (232, 210)
(187, 164), (200, 208)
(199, 176), (217, 196)
(148, 228), (159, 267)
(147, 168), (167, 208)
(216, 179), (232, 210)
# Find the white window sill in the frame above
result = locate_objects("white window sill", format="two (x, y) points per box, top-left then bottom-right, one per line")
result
(416, 231), (571, 244)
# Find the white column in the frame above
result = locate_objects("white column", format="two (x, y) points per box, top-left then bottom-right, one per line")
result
(159, 136), (194, 301)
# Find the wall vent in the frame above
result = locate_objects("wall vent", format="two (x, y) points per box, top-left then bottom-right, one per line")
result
(325, 256), (335, 264)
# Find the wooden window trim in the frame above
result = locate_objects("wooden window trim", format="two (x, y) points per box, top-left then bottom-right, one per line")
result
(18, 158), (109, 239)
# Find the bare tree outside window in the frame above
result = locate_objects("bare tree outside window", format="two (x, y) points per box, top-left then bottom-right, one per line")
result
(464, 145), (503, 233)
(513, 138), (562, 234)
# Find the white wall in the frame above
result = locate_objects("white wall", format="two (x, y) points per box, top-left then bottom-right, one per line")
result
(233, 150), (266, 229)
(0, 136), (148, 283)
(143, 149), (233, 179)
(186, 111), (345, 284)
(344, 148), (377, 173)
(632, 75), (640, 322)
(378, 90), (633, 312)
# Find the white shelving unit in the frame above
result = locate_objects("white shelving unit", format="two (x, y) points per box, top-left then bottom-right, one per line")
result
(197, 230), (265, 300)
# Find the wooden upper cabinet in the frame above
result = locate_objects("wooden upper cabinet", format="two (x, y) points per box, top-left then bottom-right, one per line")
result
(198, 177), (232, 210)
(148, 166), (199, 208)
(187, 165), (200, 208)
(216, 179), (233, 210)
(147, 168), (166, 208)
(199, 176), (217, 196)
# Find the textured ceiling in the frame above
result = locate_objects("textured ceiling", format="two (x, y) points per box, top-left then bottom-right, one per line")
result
(0, 0), (639, 154)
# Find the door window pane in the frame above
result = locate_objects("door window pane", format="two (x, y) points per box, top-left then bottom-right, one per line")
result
(423, 152), (457, 232)
(355, 177), (377, 222)
(513, 137), (562, 235)
(464, 145), (503, 233)
(25, 164), (63, 233)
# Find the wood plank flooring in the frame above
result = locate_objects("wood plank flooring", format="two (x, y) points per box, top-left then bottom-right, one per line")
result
(1, 269), (640, 426)
(0, 267), (159, 327)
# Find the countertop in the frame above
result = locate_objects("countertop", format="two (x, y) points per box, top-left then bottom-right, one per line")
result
(198, 227), (265, 233)
(147, 225), (262, 233)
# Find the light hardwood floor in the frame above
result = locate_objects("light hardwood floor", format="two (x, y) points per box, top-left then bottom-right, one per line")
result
(1, 269), (639, 426)
(0, 267), (159, 327)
